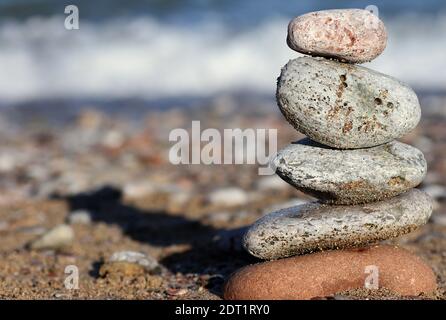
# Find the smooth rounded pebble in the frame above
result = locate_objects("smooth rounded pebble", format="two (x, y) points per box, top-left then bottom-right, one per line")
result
(287, 9), (387, 63)
(243, 189), (433, 260)
(28, 224), (74, 250)
(276, 57), (421, 149)
(224, 245), (437, 300)
(272, 139), (426, 204)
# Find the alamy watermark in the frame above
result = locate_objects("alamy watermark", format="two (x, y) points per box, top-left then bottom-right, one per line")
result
(365, 5), (379, 17)
(364, 5), (380, 29)
(62, 4), (377, 32)
(169, 121), (277, 175)
(64, 5), (79, 30)
(64, 265), (79, 290)
(364, 265), (379, 290)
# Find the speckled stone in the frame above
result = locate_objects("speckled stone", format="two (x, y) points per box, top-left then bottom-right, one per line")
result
(287, 9), (387, 63)
(224, 245), (437, 300)
(272, 138), (426, 204)
(243, 189), (432, 260)
(276, 57), (421, 149)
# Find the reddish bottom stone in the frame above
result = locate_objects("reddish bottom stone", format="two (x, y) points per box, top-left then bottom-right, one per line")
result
(224, 245), (437, 300)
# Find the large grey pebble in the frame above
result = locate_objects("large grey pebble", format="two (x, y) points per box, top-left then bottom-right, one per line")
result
(272, 138), (426, 204)
(243, 189), (433, 260)
(276, 57), (421, 148)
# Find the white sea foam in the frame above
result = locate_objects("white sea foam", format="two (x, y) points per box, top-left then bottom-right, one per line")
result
(0, 13), (445, 103)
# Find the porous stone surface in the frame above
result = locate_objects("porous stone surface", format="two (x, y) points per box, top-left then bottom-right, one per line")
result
(272, 138), (427, 204)
(243, 189), (433, 260)
(287, 9), (387, 63)
(224, 245), (437, 300)
(276, 57), (421, 149)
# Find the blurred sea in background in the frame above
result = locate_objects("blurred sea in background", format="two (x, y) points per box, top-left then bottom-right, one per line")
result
(1, 1), (446, 299)
(0, 0), (445, 115)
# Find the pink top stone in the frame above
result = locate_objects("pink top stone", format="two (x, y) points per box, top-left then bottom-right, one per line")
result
(287, 9), (387, 63)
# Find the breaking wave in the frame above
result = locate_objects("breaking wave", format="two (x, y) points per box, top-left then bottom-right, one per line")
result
(0, 12), (445, 104)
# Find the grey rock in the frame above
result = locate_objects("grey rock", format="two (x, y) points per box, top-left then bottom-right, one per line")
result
(243, 189), (433, 260)
(272, 138), (426, 204)
(276, 57), (421, 148)
(29, 224), (74, 250)
(109, 251), (159, 271)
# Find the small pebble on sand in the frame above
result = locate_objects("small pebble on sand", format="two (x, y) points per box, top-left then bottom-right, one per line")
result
(28, 224), (74, 250)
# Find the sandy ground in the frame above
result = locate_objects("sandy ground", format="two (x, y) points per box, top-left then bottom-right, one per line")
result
(0, 97), (445, 299)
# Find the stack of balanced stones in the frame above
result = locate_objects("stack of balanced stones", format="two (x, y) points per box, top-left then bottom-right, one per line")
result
(224, 9), (437, 300)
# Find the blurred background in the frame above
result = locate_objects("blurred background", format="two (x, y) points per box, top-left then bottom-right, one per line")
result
(0, 0), (445, 299)
(0, 0), (446, 110)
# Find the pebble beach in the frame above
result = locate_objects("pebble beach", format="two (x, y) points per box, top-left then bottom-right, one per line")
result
(0, 92), (446, 299)
(1, 2), (446, 301)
